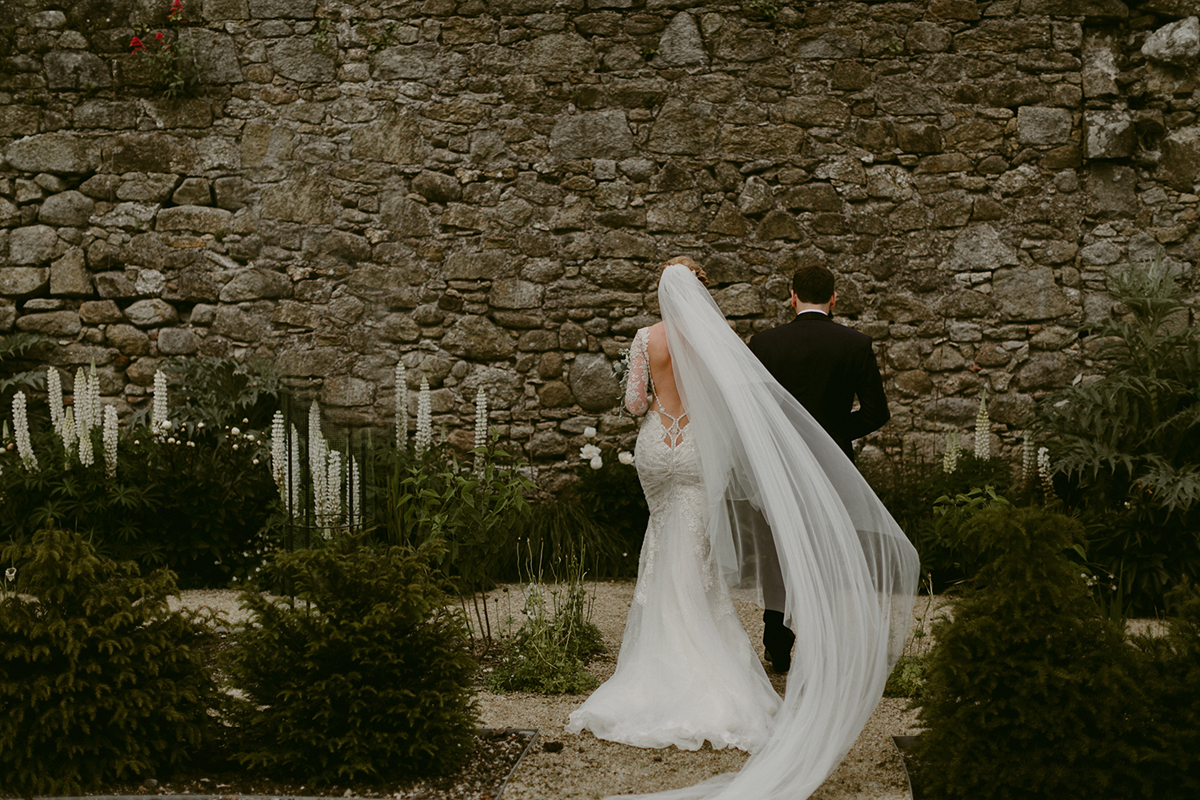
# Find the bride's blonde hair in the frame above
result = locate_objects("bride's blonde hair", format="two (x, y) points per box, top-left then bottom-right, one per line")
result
(660, 256), (709, 288)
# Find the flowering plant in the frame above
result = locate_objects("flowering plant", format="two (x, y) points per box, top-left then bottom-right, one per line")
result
(129, 0), (206, 98)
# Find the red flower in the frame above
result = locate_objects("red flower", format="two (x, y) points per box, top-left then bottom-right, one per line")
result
(171, 0), (183, 9)
(155, 31), (164, 40)
(130, 36), (145, 52)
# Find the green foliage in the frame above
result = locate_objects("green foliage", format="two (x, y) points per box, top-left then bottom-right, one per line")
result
(744, 0), (780, 19)
(1128, 583), (1200, 798)
(914, 506), (1144, 800)
(1033, 255), (1200, 611)
(0, 529), (221, 797)
(0, 424), (276, 587)
(157, 356), (281, 431)
(130, 0), (209, 100)
(503, 496), (640, 581)
(488, 553), (604, 695)
(382, 435), (533, 636)
(884, 653), (928, 699)
(226, 537), (478, 784)
(867, 452), (1016, 592)
(0, 331), (50, 408)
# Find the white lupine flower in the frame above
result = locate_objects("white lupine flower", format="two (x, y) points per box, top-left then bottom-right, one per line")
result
(589, 455), (603, 469)
(86, 366), (101, 435)
(289, 425), (302, 513)
(1022, 432), (1036, 488)
(74, 368), (91, 438)
(1037, 446), (1055, 502)
(47, 368), (66, 440)
(473, 389), (488, 451)
(618, 450), (634, 465)
(60, 403), (76, 459)
(308, 401), (328, 520)
(270, 410), (287, 489)
(395, 361), (407, 449)
(152, 370), (169, 437)
(78, 421), (94, 467)
(583, 426), (597, 438)
(580, 443), (602, 460)
(942, 431), (960, 475)
(415, 378), (432, 455)
(13, 392), (37, 471)
(102, 405), (118, 479)
(973, 389), (990, 460)
(349, 456), (361, 526)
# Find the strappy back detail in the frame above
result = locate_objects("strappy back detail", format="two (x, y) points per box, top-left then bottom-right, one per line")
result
(651, 402), (689, 448)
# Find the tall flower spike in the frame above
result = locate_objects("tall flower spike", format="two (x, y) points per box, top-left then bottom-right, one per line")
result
(308, 401), (328, 525)
(62, 408), (76, 460)
(102, 405), (119, 479)
(13, 392), (37, 472)
(415, 378), (432, 455)
(74, 368), (91, 438)
(973, 388), (990, 460)
(1021, 432), (1036, 490)
(1037, 446), (1056, 504)
(152, 370), (169, 437)
(47, 368), (65, 441)
(288, 424), (302, 515)
(395, 360), (407, 449)
(270, 410), (286, 490)
(474, 388), (488, 451)
(942, 430), (959, 474)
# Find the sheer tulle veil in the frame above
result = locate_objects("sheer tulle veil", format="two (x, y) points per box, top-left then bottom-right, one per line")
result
(613, 263), (920, 800)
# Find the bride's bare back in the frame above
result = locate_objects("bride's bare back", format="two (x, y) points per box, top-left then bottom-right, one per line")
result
(646, 322), (689, 433)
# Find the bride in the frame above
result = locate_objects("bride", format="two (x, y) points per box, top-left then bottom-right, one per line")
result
(566, 258), (920, 800)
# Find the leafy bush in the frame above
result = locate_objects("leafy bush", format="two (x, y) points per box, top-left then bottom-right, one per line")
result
(0, 332), (49, 410)
(488, 554), (604, 695)
(500, 497), (639, 581)
(1033, 256), (1200, 611)
(0, 528), (221, 797)
(157, 356), (281, 431)
(913, 505), (1143, 800)
(381, 436), (532, 638)
(866, 452), (1016, 592)
(226, 536), (478, 784)
(0, 424), (277, 587)
(1129, 583), (1200, 798)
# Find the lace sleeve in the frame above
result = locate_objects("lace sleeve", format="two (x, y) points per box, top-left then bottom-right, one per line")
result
(625, 327), (651, 416)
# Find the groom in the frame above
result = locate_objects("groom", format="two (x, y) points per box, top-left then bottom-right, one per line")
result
(747, 264), (891, 672)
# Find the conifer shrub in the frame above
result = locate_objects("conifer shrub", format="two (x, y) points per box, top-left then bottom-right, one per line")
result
(1129, 583), (1200, 798)
(226, 536), (478, 784)
(913, 505), (1144, 800)
(0, 528), (221, 797)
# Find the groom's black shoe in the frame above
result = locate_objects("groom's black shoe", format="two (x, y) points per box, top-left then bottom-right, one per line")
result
(763, 609), (796, 674)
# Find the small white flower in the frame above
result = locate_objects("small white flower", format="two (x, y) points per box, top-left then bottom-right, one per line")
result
(580, 443), (602, 460)
(232, 443), (239, 450)
(187, 441), (196, 448)
(197, 421), (205, 428)
(589, 455), (603, 469)
(583, 426), (597, 438)
(231, 426), (241, 436)
(4, 567), (14, 582)
(252, 458), (259, 465)
(167, 437), (176, 444)
(242, 418), (249, 424)
(245, 432), (255, 440)
(618, 450), (634, 465)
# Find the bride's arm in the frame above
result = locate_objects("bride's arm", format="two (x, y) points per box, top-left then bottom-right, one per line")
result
(625, 328), (651, 416)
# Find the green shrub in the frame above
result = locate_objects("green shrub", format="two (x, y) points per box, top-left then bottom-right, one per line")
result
(913, 506), (1143, 800)
(381, 436), (532, 638)
(0, 424), (276, 587)
(226, 536), (478, 784)
(488, 554), (604, 695)
(500, 497), (639, 581)
(0, 528), (221, 797)
(1129, 583), (1200, 798)
(1032, 255), (1200, 612)
(156, 356), (281, 431)
(866, 452), (1016, 591)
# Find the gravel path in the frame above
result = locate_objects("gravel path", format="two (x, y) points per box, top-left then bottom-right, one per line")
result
(177, 582), (1163, 800)
(176, 583), (938, 800)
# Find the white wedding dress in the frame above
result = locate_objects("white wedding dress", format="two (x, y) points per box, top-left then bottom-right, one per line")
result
(564, 329), (781, 752)
(566, 264), (921, 800)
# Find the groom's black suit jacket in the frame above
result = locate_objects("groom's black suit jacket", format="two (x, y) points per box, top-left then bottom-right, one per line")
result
(748, 312), (890, 462)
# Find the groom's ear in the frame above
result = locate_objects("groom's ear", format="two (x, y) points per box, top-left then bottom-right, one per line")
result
(828, 292), (837, 311)
(789, 291), (799, 312)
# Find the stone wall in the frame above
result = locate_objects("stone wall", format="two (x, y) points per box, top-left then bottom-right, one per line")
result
(2, 0), (1200, 487)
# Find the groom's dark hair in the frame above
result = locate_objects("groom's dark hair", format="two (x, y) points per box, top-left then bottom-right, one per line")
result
(792, 265), (835, 304)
